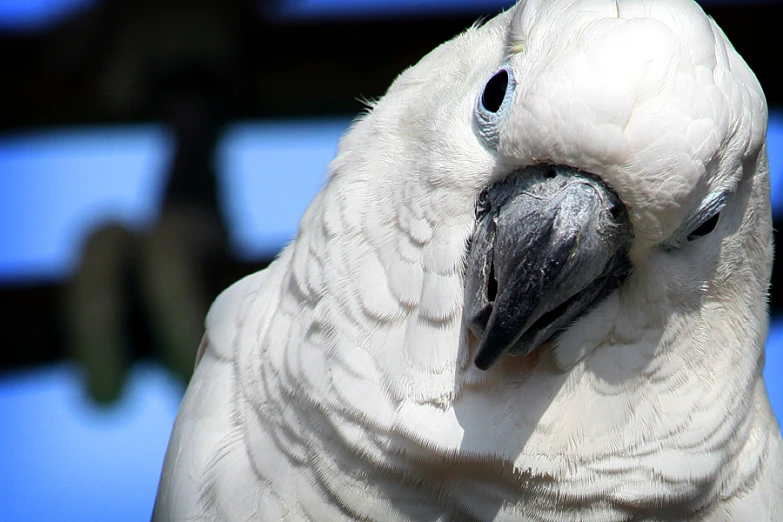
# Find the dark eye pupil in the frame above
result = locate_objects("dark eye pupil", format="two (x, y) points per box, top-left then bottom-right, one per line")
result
(481, 70), (509, 113)
(687, 212), (720, 241)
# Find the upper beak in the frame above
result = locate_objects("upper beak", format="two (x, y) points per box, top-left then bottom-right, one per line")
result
(465, 165), (632, 370)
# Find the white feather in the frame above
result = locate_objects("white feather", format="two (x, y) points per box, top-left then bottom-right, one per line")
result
(154, 0), (782, 520)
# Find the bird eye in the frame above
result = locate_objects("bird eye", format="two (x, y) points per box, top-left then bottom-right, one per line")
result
(481, 70), (509, 113)
(687, 211), (720, 241)
(474, 65), (516, 149)
(659, 191), (727, 252)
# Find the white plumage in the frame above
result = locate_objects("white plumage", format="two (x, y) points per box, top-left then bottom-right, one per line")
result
(153, 0), (783, 520)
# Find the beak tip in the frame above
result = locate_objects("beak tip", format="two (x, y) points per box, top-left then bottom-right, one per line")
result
(473, 350), (496, 371)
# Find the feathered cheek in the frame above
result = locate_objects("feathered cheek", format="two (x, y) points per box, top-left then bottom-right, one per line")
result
(609, 175), (698, 248)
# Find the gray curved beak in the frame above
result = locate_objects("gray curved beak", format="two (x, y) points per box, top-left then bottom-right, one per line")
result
(465, 165), (632, 371)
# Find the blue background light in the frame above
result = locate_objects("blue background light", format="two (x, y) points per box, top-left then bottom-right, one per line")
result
(273, 0), (783, 20)
(0, 127), (171, 284)
(275, 0), (513, 19)
(0, 0), (97, 32)
(0, 364), (183, 522)
(218, 119), (352, 259)
(767, 112), (783, 215)
(1, 0), (781, 33)
(0, 113), (782, 521)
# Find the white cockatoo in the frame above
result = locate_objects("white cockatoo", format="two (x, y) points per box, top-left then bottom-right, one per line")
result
(153, 0), (783, 520)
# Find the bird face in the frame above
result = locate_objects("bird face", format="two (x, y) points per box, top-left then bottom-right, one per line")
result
(460, 0), (769, 370)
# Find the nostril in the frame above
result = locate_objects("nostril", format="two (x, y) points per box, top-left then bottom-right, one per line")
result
(609, 202), (622, 221)
(476, 187), (491, 217)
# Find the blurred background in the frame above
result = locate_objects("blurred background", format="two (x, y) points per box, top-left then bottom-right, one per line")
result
(0, 0), (781, 520)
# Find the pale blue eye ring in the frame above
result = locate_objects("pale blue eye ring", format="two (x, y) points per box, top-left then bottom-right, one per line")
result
(474, 65), (516, 149)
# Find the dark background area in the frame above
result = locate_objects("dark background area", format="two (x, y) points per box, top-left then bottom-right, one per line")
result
(2, 1), (783, 131)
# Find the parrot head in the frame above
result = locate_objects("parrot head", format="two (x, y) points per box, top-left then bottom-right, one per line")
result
(334, 0), (769, 373)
